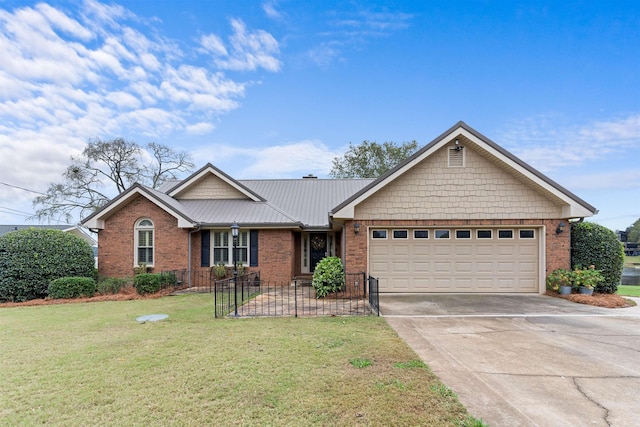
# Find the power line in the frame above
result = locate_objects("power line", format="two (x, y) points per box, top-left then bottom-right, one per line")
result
(0, 205), (34, 216)
(0, 181), (47, 195)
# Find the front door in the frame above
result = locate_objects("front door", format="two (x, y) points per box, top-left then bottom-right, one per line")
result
(309, 233), (327, 272)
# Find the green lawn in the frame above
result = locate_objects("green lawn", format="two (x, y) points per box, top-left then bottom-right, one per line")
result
(624, 255), (640, 267)
(0, 294), (480, 426)
(617, 285), (640, 297)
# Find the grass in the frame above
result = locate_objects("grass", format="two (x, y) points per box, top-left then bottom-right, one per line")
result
(0, 294), (474, 426)
(617, 285), (640, 297)
(624, 255), (640, 267)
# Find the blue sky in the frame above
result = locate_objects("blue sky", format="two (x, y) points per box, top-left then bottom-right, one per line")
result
(0, 0), (638, 231)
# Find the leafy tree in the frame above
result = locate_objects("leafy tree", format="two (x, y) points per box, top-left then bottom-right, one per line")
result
(0, 228), (95, 302)
(625, 218), (640, 242)
(571, 222), (624, 294)
(329, 140), (419, 178)
(33, 138), (194, 222)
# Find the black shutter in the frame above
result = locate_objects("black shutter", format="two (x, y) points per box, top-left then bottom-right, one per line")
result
(201, 230), (210, 267)
(250, 230), (259, 267)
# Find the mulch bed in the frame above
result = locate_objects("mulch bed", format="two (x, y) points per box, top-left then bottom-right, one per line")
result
(0, 287), (175, 308)
(545, 291), (635, 308)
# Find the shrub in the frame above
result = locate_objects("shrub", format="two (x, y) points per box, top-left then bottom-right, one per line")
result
(571, 222), (624, 293)
(160, 271), (178, 287)
(546, 269), (573, 291)
(96, 277), (130, 295)
(48, 277), (96, 299)
(134, 273), (161, 295)
(312, 257), (345, 298)
(0, 228), (95, 302)
(212, 263), (226, 279)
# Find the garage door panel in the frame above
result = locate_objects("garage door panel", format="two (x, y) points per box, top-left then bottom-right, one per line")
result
(414, 262), (430, 272)
(434, 262), (451, 273)
(414, 245), (430, 256)
(371, 227), (539, 293)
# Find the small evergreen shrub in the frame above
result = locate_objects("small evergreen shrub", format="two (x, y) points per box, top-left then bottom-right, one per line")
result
(160, 271), (178, 287)
(96, 277), (130, 295)
(571, 222), (624, 293)
(312, 257), (345, 298)
(134, 273), (162, 295)
(48, 277), (96, 299)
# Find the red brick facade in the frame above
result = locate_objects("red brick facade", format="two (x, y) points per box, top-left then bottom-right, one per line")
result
(344, 218), (571, 289)
(98, 195), (190, 278)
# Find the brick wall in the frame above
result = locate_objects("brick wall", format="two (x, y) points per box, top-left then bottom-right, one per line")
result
(343, 218), (571, 285)
(189, 228), (296, 284)
(258, 229), (296, 283)
(98, 195), (189, 278)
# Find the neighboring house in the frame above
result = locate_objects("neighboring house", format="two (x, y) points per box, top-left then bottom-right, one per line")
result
(82, 122), (596, 293)
(0, 224), (97, 247)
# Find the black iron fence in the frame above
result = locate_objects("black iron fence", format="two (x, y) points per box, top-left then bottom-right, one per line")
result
(212, 272), (380, 318)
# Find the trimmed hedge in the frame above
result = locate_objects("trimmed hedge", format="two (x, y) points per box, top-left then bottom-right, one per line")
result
(312, 257), (345, 298)
(0, 228), (95, 302)
(134, 274), (162, 295)
(571, 222), (624, 293)
(48, 277), (96, 299)
(133, 272), (178, 295)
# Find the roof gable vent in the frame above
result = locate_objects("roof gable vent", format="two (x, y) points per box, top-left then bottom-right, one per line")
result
(448, 147), (464, 167)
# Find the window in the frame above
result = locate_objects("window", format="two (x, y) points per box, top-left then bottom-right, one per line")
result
(393, 230), (408, 239)
(372, 230), (387, 239)
(434, 230), (450, 239)
(135, 219), (154, 266)
(477, 230), (492, 239)
(519, 229), (535, 239)
(213, 231), (229, 265)
(414, 230), (429, 239)
(456, 230), (471, 239)
(213, 231), (249, 266)
(498, 229), (514, 239)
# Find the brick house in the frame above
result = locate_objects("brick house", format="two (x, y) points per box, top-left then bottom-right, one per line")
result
(82, 122), (596, 293)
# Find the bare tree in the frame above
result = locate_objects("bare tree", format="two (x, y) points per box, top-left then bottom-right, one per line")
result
(33, 138), (194, 222)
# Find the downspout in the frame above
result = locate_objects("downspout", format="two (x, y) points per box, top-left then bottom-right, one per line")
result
(188, 224), (202, 288)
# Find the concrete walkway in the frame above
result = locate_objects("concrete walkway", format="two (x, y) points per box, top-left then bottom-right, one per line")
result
(381, 295), (640, 426)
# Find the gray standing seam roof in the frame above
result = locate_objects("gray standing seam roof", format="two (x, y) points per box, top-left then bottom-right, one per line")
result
(239, 179), (374, 228)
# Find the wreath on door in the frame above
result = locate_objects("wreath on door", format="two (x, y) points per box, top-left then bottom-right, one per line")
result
(311, 236), (326, 250)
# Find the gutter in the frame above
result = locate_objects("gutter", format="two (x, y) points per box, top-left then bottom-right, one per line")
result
(188, 224), (202, 288)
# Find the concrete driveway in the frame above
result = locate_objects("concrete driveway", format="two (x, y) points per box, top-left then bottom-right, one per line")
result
(381, 294), (640, 427)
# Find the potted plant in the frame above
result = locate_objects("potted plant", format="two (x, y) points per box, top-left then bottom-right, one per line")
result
(573, 265), (604, 296)
(546, 269), (573, 295)
(212, 262), (227, 280)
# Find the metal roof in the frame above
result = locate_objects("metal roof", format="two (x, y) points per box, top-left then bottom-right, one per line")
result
(179, 199), (301, 226)
(0, 224), (73, 236)
(240, 179), (374, 227)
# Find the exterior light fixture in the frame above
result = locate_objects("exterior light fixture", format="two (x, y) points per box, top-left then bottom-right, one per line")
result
(556, 221), (566, 235)
(354, 222), (360, 235)
(230, 222), (239, 316)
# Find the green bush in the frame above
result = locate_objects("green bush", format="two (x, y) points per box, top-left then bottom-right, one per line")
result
(134, 273), (162, 295)
(48, 277), (96, 299)
(0, 229), (95, 302)
(312, 257), (345, 298)
(160, 271), (178, 287)
(96, 277), (130, 295)
(571, 222), (624, 293)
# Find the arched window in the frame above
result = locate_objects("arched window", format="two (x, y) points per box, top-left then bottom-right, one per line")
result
(135, 219), (154, 266)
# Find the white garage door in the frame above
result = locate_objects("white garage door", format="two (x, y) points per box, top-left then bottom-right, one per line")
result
(369, 228), (539, 293)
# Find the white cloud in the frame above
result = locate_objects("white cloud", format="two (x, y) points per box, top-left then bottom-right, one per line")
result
(0, 0), (283, 224)
(262, 1), (284, 21)
(204, 18), (282, 72)
(499, 114), (640, 172)
(561, 169), (640, 191)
